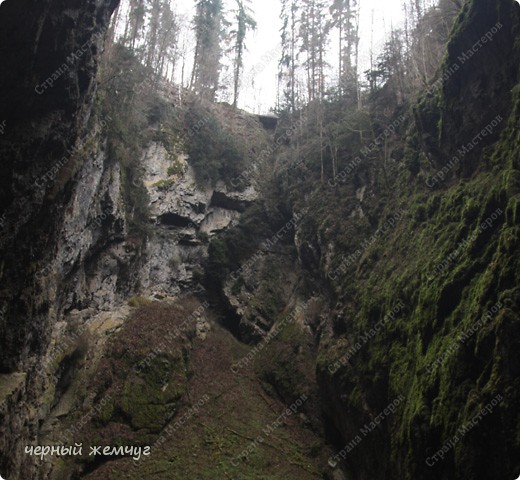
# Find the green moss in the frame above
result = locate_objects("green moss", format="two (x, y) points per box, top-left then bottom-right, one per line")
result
(78, 318), (327, 480)
(119, 354), (186, 432)
(97, 398), (115, 424)
(291, 20), (520, 475)
(128, 295), (152, 308)
(151, 178), (176, 191)
(167, 163), (184, 177)
(256, 319), (316, 407)
(64, 300), (198, 455)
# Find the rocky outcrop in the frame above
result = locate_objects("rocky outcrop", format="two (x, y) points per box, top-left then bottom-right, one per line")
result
(0, 1), (119, 477)
(0, 118), (262, 480)
(1, 0), (517, 479)
(0, 0), (120, 370)
(204, 3), (520, 480)
(137, 141), (259, 297)
(222, 244), (302, 342)
(421, 0), (520, 175)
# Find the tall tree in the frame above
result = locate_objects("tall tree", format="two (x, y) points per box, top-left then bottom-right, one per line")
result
(329, 0), (360, 100)
(231, 0), (256, 107)
(145, 0), (162, 69)
(376, 28), (406, 102)
(191, 0), (225, 101)
(279, 0), (300, 112)
(299, 0), (328, 103)
(155, 1), (180, 79)
(299, 0), (329, 183)
(127, 0), (147, 52)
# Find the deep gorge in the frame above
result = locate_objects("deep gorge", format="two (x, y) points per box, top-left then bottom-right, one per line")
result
(0, 0), (519, 479)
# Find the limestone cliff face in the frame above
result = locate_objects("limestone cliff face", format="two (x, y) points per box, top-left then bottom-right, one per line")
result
(0, 0), (120, 371)
(140, 142), (258, 297)
(0, 3), (268, 474)
(0, 1), (119, 477)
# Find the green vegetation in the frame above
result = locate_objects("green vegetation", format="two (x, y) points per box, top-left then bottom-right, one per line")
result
(95, 44), (155, 240)
(204, 202), (292, 288)
(167, 163), (184, 177)
(211, 2), (520, 478)
(51, 2), (520, 479)
(128, 295), (153, 308)
(65, 301), (199, 447)
(151, 178), (176, 191)
(305, 21), (519, 480)
(183, 100), (247, 187)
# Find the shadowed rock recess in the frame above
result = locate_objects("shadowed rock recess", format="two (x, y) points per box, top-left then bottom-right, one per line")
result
(0, 0), (519, 479)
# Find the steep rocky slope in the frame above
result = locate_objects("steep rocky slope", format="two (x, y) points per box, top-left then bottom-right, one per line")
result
(0, 0), (119, 371)
(0, 0), (519, 479)
(205, 1), (520, 479)
(325, 2), (519, 479)
(0, 0), (120, 477)
(36, 296), (334, 480)
(311, 2), (520, 478)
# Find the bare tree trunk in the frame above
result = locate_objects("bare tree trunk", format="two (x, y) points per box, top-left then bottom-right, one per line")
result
(354, 4), (361, 109)
(320, 116), (324, 184)
(107, 3), (120, 47)
(338, 14), (343, 94)
(189, 41), (199, 90)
